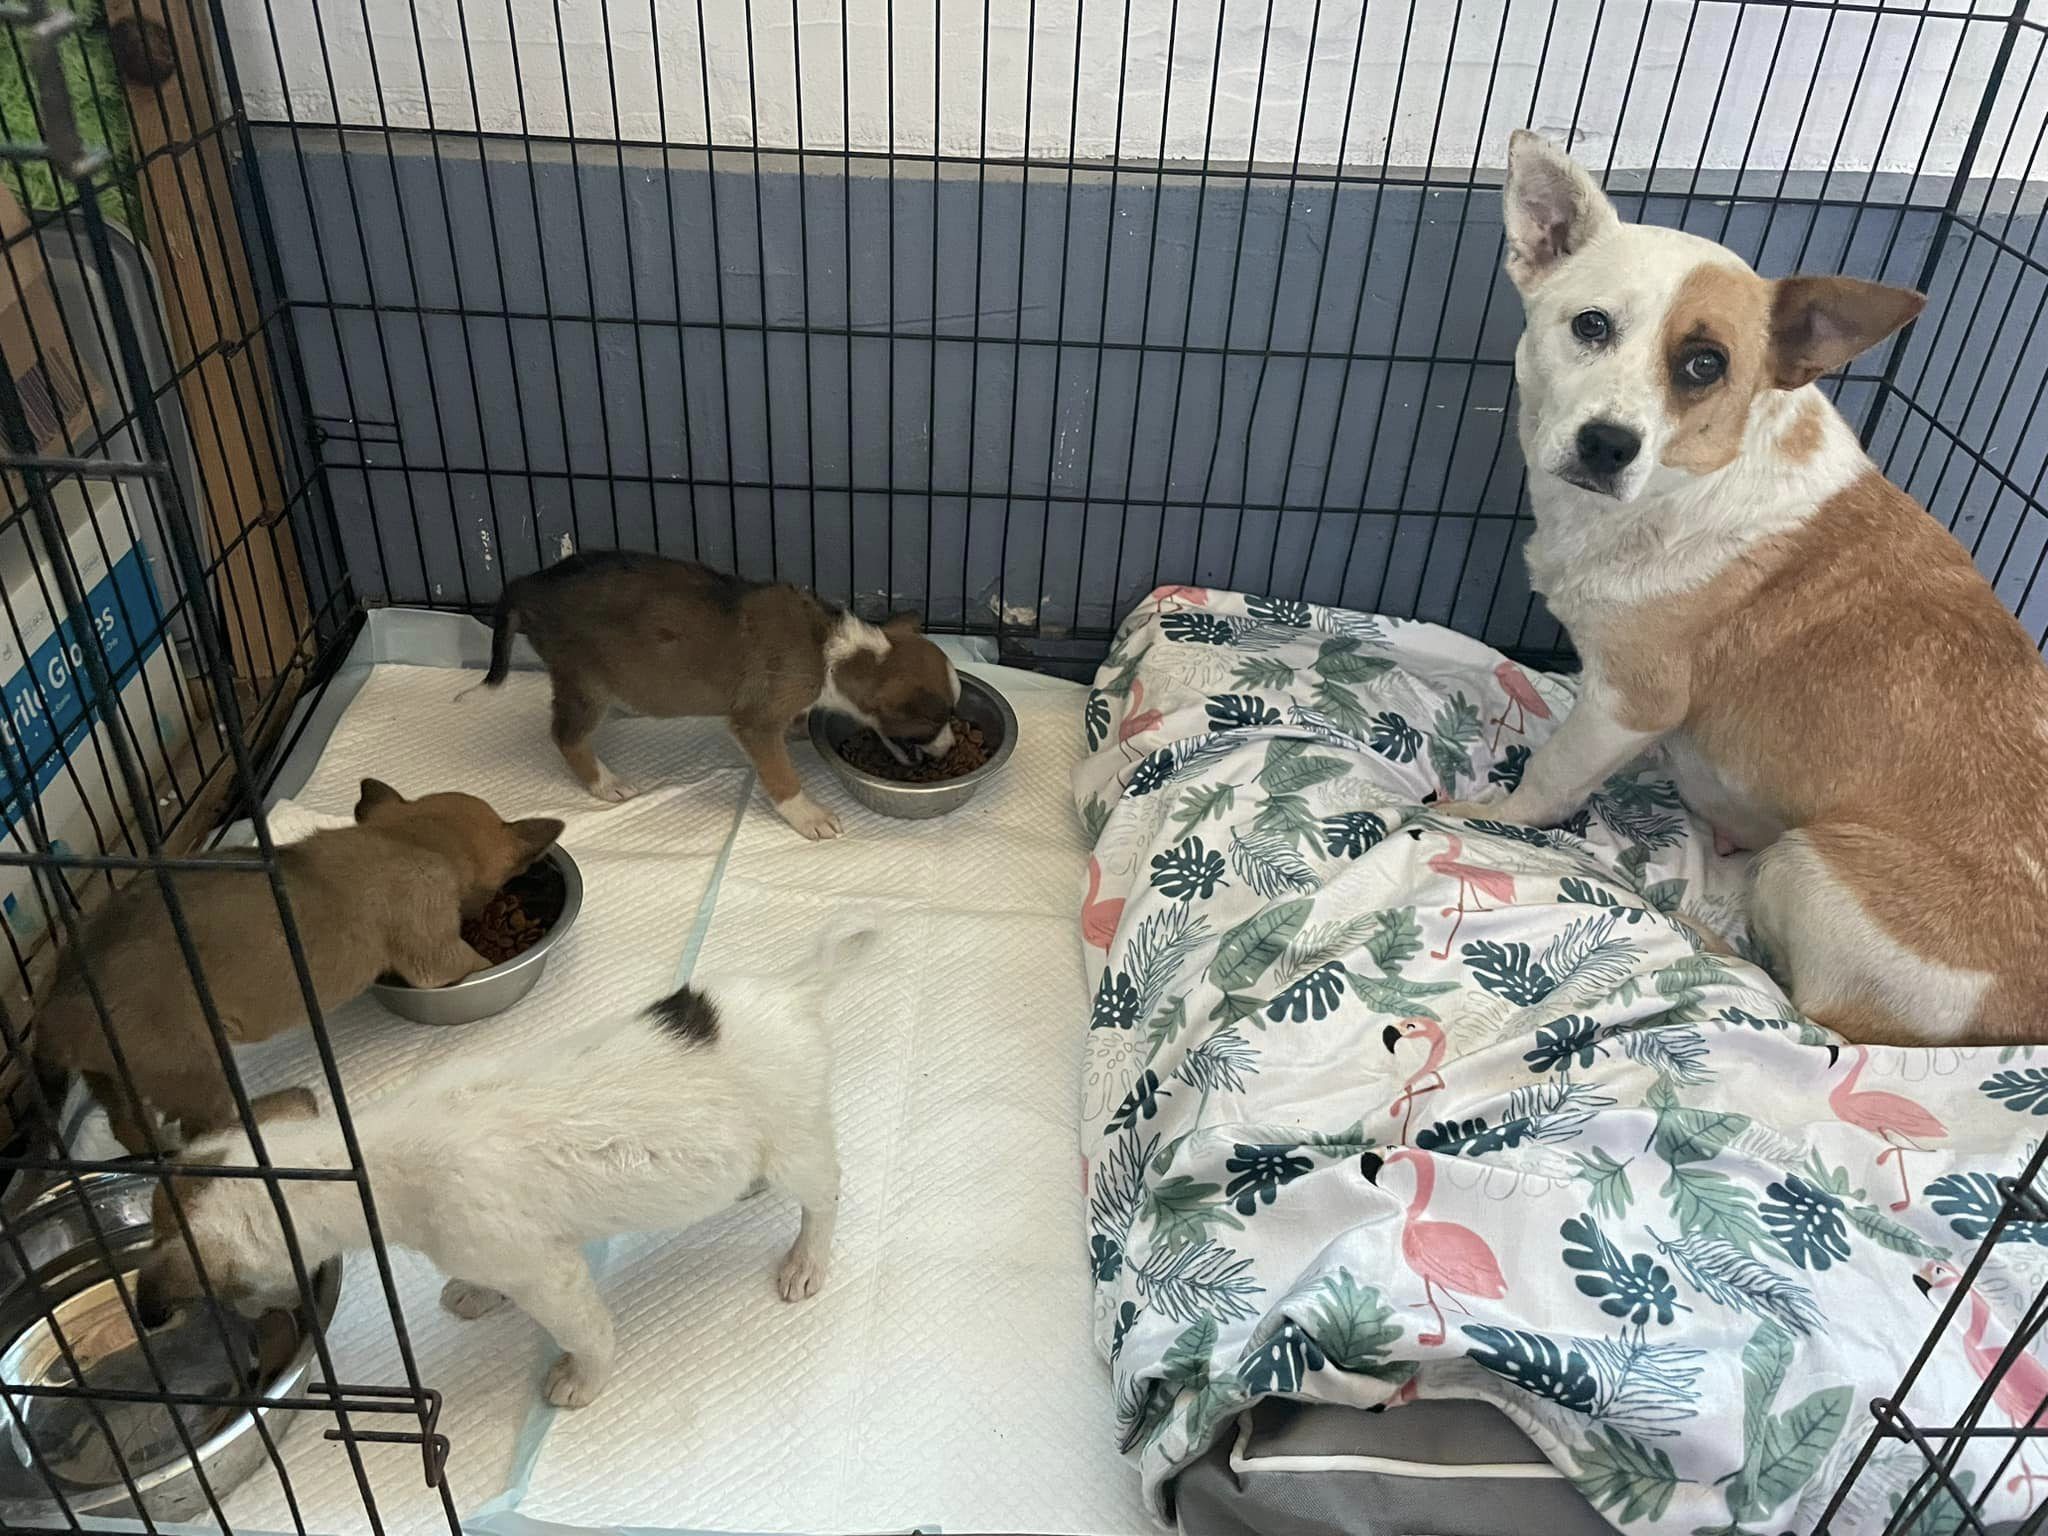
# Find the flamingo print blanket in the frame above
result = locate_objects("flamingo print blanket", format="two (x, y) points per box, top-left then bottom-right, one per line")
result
(1074, 588), (2048, 1536)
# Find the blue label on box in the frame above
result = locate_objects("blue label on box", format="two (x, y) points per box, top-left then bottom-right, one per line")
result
(0, 545), (166, 832)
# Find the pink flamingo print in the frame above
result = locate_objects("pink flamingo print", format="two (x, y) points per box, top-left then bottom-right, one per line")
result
(1917, 1260), (2048, 1497)
(1081, 855), (1125, 953)
(1426, 834), (1517, 959)
(1828, 1043), (1947, 1211)
(1118, 678), (1165, 759)
(1383, 1017), (1448, 1143)
(1147, 584), (1210, 617)
(1360, 1147), (1507, 1347)
(1489, 662), (1552, 749)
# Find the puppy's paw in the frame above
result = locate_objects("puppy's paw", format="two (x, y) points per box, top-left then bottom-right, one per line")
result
(440, 1279), (508, 1319)
(543, 1352), (609, 1408)
(777, 1246), (829, 1302)
(777, 794), (843, 842)
(589, 764), (639, 805)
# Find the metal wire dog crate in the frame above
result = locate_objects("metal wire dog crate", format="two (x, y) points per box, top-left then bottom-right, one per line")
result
(0, 0), (2044, 1532)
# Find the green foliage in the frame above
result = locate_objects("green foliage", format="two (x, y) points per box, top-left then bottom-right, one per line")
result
(1572, 1148), (1637, 1220)
(1146, 1176), (1246, 1250)
(1575, 1427), (1680, 1525)
(1299, 1269), (1406, 1377)
(1209, 899), (1314, 989)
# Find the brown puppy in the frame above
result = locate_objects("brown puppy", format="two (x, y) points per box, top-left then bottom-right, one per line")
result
(478, 552), (961, 840)
(34, 780), (562, 1153)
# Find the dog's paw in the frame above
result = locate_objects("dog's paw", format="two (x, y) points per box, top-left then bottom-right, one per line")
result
(777, 794), (843, 842)
(589, 764), (639, 804)
(440, 1279), (508, 1319)
(776, 1246), (829, 1302)
(543, 1352), (608, 1408)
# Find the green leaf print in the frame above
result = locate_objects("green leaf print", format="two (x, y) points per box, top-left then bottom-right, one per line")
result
(1081, 796), (1111, 844)
(1427, 693), (1483, 788)
(1738, 1385), (1851, 1520)
(1643, 878), (1688, 915)
(1888, 1470), (1979, 1536)
(1664, 1165), (1771, 1255)
(1158, 1316), (1220, 1392)
(1253, 790), (1324, 849)
(1299, 1269), (1406, 1378)
(1176, 1366), (1247, 1456)
(1282, 915), (1383, 978)
(1648, 1080), (1751, 1168)
(1147, 1176), (1247, 1250)
(1210, 900), (1315, 989)
(1135, 1239), (1263, 1324)
(1260, 751), (1350, 796)
(1232, 655), (1297, 691)
(1229, 829), (1320, 898)
(1653, 1230), (1821, 1335)
(1312, 677), (1373, 736)
(1573, 1148), (1637, 1220)
(1740, 1320), (1792, 1461)
(1843, 1202), (1946, 1260)
(1982, 1068), (2048, 1115)
(1365, 907), (1426, 971)
(1314, 635), (1395, 684)
(1463, 1326), (1598, 1413)
(1575, 1427), (1680, 1525)
(1170, 781), (1238, 839)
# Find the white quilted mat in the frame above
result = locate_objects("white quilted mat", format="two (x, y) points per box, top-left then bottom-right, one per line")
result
(210, 664), (746, 1536)
(494, 664), (1153, 1536)
(147, 659), (1150, 1535)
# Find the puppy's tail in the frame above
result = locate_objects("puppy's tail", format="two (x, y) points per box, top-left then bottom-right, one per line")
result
(482, 582), (523, 687)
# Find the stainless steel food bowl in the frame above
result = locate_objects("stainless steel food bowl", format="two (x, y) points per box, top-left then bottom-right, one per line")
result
(0, 1171), (342, 1524)
(808, 671), (1019, 819)
(370, 844), (583, 1025)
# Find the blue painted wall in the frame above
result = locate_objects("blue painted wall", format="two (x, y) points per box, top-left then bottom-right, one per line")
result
(251, 127), (2048, 659)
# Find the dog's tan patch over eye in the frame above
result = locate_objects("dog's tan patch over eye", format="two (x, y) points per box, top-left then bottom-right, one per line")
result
(1657, 261), (1773, 474)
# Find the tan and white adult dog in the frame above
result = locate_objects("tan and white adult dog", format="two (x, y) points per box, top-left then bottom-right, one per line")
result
(1442, 130), (2048, 1048)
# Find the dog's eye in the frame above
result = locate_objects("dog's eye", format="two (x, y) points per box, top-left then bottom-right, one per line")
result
(1681, 349), (1727, 386)
(1570, 309), (1611, 344)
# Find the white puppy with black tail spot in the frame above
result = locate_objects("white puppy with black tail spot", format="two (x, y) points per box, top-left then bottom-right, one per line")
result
(134, 926), (880, 1408)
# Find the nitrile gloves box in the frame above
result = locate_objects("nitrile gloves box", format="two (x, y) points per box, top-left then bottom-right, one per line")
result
(0, 477), (191, 951)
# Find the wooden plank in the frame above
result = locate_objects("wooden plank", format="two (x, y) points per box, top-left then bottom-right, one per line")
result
(103, 0), (311, 694)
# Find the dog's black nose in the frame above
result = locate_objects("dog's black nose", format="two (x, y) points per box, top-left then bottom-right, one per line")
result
(1575, 420), (1641, 476)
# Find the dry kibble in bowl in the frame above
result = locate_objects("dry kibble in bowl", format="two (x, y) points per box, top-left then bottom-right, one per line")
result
(837, 717), (990, 782)
(459, 860), (568, 966)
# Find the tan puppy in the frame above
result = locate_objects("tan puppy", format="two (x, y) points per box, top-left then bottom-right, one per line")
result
(1444, 130), (2048, 1047)
(478, 552), (960, 840)
(34, 781), (562, 1151)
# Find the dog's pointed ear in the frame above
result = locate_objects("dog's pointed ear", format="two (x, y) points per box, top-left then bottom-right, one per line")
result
(882, 611), (923, 638)
(1502, 129), (1618, 291)
(355, 778), (405, 821)
(1770, 276), (1925, 389)
(249, 1086), (319, 1124)
(508, 817), (565, 865)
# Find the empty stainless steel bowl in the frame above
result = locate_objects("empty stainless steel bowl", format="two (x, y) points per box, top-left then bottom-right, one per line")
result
(370, 844), (583, 1026)
(808, 672), (1019, 819)
(0, 1170), (342, 1523)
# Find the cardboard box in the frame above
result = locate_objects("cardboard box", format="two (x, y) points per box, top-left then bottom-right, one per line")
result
(0, 473), (192, 953)
(0, 183), (102, 496)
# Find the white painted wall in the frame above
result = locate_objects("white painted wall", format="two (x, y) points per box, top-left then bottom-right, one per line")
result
(226, 0), (2042, 179)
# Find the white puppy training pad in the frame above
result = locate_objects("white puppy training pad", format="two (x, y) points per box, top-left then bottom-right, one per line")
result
(213, 666), (745, 1536)
(501, 666), (1154, 1536)
(169, 657), (1149, 1535)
